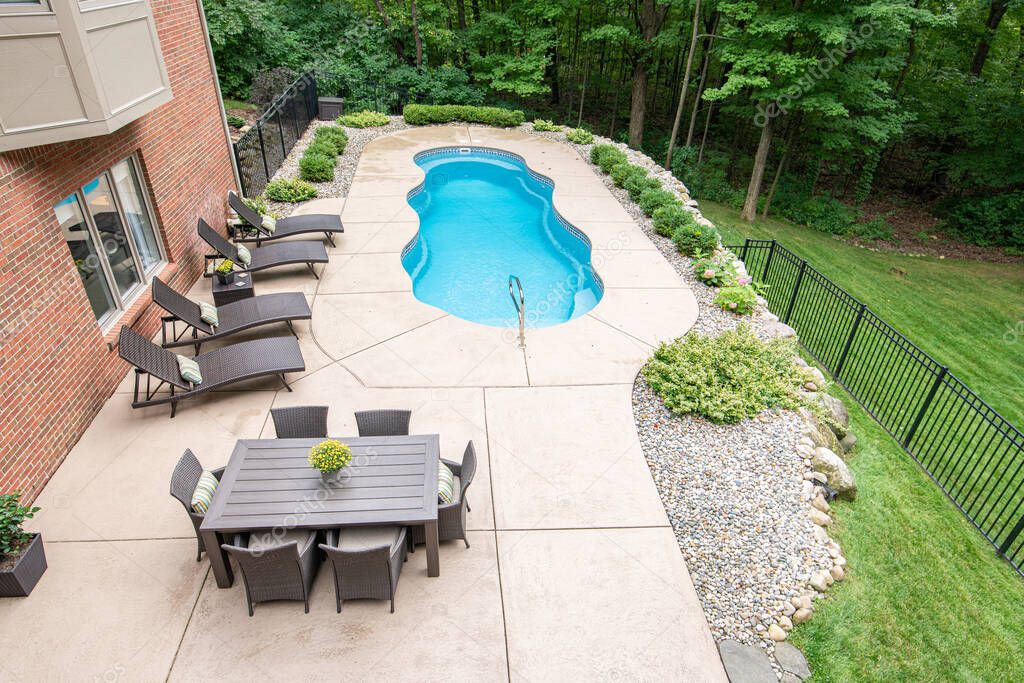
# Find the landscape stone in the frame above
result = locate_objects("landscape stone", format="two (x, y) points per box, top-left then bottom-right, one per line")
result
(781, 673), (802, 683)
(811, 447), (857, 500)
(763, 320), (797, 339)
(809, 508), (832, 526)
(840, 432), (857, 453)
(811, 494), (830, 513)
(792, 607), (813, 624)
(798, 408), (842, 452)
(809, 571), (829, 592)
(774, 642), (812, 680)
(718, 640), (777, 683)
(831, 565), (845, 581)
(778, 615), (793, 631)
(768, 624), (788, 641)
(818, 394), (850, 437)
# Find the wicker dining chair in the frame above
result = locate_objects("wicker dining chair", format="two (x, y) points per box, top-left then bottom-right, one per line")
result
(354, 409), (412, 437)
(271, 405), (329, 439)
(221, 530), (320, 616)
(412, 440), (477, 549)
(319, 526), (407, 613)
(169, 449), (226, 562)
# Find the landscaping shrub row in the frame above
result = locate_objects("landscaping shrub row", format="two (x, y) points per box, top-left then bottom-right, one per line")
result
(403, 104), (525, 127)
(338, 110), (390, 128)
(298, 125), (348, 182)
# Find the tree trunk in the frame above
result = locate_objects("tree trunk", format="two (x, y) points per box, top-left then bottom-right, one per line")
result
(374, 0), (406, 63)
(471, 0), (480, 23)
(410, 0), (423, 67)
(741, 115), (774, 222)
(971, 1), (1010, 77)
(762, 118), (797, 219)
(686, 13), (717, 147)
(628, 0), (670, 149)
(698, 98), (713, 163)
(665, 0), (702, 167)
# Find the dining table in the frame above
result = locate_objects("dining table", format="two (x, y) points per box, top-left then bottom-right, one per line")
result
(200, 434), (441, 588)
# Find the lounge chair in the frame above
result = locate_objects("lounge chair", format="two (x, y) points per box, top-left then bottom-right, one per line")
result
(271, 405), (329, 438)
(319, 526), (408, 613)
(228, 191), (344, 247)
(170, 449), (226, 562)
(118, 326), (304, 417)
(222, 530), (320, 616)
(354, 409), (412, 437)
(198, 218), (328, 279)
(152, 277), (311, 352)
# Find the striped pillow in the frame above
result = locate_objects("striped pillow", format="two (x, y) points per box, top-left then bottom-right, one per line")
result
(198, 302), (219, 327)
(191, 470), (218, 514)
(175, 354), (202, 387)
(438, 461), (456, 504)
(235, 244), (252, 266)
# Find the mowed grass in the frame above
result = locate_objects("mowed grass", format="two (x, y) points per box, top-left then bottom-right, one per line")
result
(701, 200), (1024, 426)
(698, 201), (1024, 679)
(789, 405), (1024, 681)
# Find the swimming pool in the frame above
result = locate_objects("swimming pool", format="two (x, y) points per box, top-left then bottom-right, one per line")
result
(401, 147), (603, 328)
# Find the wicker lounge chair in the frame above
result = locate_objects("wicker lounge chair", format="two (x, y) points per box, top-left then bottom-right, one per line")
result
(228, 191), (344, 247)
(118, 326), (304, 417)
(221, 530), (320, 616)
(271, 405), (328, 438)
(170, 449), (226, 562)
(412, 441), (477, 549)
(319, 526), (407, 613)
(151, 277), (310, 352)
(198, 218), (328, 279)
(354, 409), (412, 437)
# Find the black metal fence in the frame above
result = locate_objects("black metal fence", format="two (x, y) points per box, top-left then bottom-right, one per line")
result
(232, 72), (318, 197)
(733, 238), (1024, 575)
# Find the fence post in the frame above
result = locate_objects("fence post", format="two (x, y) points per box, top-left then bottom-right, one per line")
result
(902, 366), (948, 448)
(761, 240), (777, 281)
(276, 109), (286, 160)
(833, 302), (867, 380)
(741, 238), (751, 264)
(232, 142), (246, 197)
(998, 514), (1024, 558)
(783, 260), (807, 324)
(256, 123), (270, 188)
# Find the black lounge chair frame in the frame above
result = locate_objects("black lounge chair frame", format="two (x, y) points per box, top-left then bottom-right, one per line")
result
(198, 218), (327, 280)
(228, 191), (344, 247)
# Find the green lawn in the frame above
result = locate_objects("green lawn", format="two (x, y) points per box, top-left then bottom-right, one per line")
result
(223, 98), (259, 111)
(699, 201), (1024, 680)
(701, 201), (1024, 426)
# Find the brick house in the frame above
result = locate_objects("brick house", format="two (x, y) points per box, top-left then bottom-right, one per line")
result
(0, 0), (237, 499)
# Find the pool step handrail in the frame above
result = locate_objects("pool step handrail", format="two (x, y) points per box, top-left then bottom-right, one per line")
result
(508, 275), (525, 348)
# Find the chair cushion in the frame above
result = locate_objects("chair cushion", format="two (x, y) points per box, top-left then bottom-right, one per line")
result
(175, 354), (203, 386)
(262, 216), (277, 234)
(235, 244), (252, 266)
(248, 529), (313, 551)
(438, 461), (456, 504)
(190, 470), (218, 513)
(337, 526), (402, 552)
(198, 301), (219, 327)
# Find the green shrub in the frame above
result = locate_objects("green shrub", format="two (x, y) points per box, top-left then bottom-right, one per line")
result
(638, 188), (676, 216)
(265, 179), (318, 203)
(566, 128), (594, 144)
(850, 216), (894, 241)
(337, 110), (390, 128)
(305, 140), (337, 159)
(299, 151), (335, 182)
(243, 196), (270, 217)
(642, 324), (804, 425)
(590, 144), (628, 173)
(693, 252), (739, 287)
(652, 203), (694, 237)
(943, 191), (1024, 249)
(610, 162), (647, 188)
(1, 492), (39, 558)
(714, 285), (758, 315)
(403, 104), (525, 127)
(533, 119), (561, 132)
(673, 221), (720, 256)
(226, 114), (245, 129)
(625, 173), (662, 202)
(313, 125), (348, 156)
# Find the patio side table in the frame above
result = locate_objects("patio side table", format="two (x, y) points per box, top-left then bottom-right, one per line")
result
(212, 272), (254, 307)
(200, 434), (441, 589)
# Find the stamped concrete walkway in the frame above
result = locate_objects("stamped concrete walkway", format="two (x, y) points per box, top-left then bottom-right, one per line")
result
(1, 127), (725, 682)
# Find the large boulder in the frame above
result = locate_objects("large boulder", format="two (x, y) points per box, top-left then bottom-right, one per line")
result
(817, 394), (850, 438)
(811, 447), (857, 500)
(798, 408), (842, 452)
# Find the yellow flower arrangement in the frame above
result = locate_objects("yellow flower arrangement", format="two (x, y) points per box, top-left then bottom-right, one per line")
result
(308, 439), (353, 473)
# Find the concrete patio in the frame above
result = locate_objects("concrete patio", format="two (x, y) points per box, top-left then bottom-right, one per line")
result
(1, 127), (724, 681)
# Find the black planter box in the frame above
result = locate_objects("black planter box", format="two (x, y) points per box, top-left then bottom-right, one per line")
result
(0, 534), (47, 597)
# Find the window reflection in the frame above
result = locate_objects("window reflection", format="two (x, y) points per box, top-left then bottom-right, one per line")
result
(111, 159), (161, 271)
(56, 193), (116, 321)
(82, 173), (141, 297)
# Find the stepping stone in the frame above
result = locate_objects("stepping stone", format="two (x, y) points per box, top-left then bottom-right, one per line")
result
(718, 640), (776, 683)
(774, 642), (812, 680)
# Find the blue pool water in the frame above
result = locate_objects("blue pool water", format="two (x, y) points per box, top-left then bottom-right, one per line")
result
(401, 148), (603, 327)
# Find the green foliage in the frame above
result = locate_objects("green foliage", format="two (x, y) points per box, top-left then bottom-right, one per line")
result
(312, 125), (348, 156)
(943, 192), (1024, 249)
(307, 439), (353, 473)
(299, 151), (335, 182)
(773, 191), (858, 235)
(609, 162), (646, 188)
(642, 325), (804, 425)
(850, 216), (894, 242)
(265, 178), (318, 202)
(403, 104), (525, 127)
(652, 203), (695, 237)
(304, 140), (337, 159)
(249, 66), (297, 106)
(337, 110), (390, 128)
(673, 221), (721, 256)
(590, 144), (628, 173)
(638, 188), (676, 217)
(693, 252), (739, 287)
(226, 114), (246, 129)
(243, 196), (270, 217)
(532, 119), (561, 132)
(0, 492), (39, 558)
(565, 128), (594, 144)
(624, 173), (662, 202)
(714, 285), (758, 315)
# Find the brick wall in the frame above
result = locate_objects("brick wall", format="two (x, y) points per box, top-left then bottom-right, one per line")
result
(0, 0), (237, 500)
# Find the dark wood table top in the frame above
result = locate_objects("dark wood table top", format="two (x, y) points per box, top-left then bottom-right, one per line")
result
(200, 435), (440, 534)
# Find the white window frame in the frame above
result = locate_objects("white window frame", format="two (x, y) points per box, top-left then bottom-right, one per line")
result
(61, 154), (166, 331)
